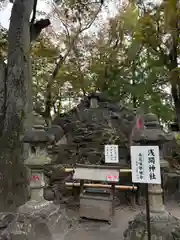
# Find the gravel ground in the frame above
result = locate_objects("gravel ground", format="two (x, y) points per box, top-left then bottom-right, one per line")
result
(53, 201), (180, 240)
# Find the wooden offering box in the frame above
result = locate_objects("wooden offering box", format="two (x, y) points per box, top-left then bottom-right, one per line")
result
(74, 164), (119, 223)
(80, 188), (113, 223)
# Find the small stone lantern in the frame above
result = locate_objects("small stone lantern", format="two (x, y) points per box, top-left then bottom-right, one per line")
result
(17, 129), (67, 238)
(131, 113), (173, 212)
(22, 128), (55, 205)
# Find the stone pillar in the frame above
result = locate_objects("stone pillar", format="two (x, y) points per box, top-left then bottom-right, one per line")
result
(30, 166), (45, 201)
(148, 184), (164, 212)
(24, 149), (52, 203)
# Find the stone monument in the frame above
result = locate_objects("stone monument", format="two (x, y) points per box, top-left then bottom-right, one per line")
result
(124, 113), (180, 240)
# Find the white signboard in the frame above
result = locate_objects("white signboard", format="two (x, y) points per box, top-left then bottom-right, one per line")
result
(130, 146), (161, 184)
(105, 145), (119, 163)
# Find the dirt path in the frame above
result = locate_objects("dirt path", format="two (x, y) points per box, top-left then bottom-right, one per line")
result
(54, 202), (180, 240)
(53, 206), (140, 240)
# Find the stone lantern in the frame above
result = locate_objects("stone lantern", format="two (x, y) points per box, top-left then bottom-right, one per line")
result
(123, 113), (180, 240)
(131, 112), (173, 212)
(11, 127), (72, 240)
(21, 128), (55, 207)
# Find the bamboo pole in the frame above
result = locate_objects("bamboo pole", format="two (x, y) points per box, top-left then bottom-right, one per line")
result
(65, 168), (74, 172)
(64, 168), (132, 173)
(65, 182), (137, 190)
(119, 169), (132, 173)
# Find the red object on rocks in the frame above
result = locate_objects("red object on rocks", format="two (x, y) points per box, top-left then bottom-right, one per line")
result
(137, 117), (143, 129)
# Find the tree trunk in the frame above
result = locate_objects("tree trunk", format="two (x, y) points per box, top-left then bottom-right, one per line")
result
(0, 0), (34, 211)
(168, 1), (180, 129)
(171, 81), (180, 130)
(0, 59), (6, 136)
(169, 44), (180, 129)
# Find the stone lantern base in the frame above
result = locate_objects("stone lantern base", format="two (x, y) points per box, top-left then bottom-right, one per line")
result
(18, 199), (56, 215)
(123, 211), (180, 239)
(0, 201), (75, 240)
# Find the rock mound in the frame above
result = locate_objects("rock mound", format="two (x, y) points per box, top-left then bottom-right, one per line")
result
(50, 93), (135, 166)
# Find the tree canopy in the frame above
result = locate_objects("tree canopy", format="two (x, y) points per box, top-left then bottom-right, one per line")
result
(0, 0), (176, 127)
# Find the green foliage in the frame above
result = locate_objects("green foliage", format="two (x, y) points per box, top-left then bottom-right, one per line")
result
(0, 0), (177, 125)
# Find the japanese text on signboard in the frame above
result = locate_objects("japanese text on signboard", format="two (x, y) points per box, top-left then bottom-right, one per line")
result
(131, 146), (161, 184)
(148, 148), (157, 181)
(104, 145), (119, 163)
(136, 153), (144, 181)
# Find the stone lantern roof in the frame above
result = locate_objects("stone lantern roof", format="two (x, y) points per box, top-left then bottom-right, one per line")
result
(23, 129), (55, 144)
